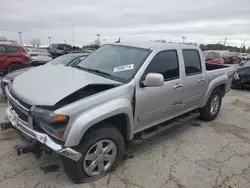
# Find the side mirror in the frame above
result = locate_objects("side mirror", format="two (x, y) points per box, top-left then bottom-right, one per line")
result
(142, 73), (164, 87)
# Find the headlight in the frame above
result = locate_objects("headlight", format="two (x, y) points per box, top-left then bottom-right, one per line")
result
(2, 77), (11, 83)
(32, 107), (68, 122)
(234, 72), (240, 80)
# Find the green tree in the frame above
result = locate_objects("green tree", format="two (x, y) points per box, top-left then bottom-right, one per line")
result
(241, 46), (246, 53)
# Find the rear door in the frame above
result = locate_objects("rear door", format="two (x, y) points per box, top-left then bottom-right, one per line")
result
(0, 45), (7, 66)
(181, 49), (206, 111)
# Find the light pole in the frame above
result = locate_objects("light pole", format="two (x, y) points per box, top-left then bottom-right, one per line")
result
(64, 40), (67, 44)
(48, 37), (52, 45)
(18, 32), (22, 45)
(182, 36), (186, 44)
(223, 37), (227, 46)
(96, 34), (101, 46)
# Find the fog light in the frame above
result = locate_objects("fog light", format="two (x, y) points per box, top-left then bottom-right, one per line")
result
(55, 129), (65, 138)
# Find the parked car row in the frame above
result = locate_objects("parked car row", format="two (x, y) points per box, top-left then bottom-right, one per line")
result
(24, 47), (52, 65)
(0, 43), (92, 75)
(1, 42), (235, 183)
(203, 51), (250, 65)
(1, 53), (88, 96)
(47, 44), (92, 59)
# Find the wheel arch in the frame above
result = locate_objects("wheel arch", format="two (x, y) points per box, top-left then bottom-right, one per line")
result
(64, 98), (133, 147)
(8, 62), (23, 72)
(201, 75), (227, 108)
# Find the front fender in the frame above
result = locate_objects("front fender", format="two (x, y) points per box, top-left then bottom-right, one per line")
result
(200, 74), (228, 107)
(64, 98), (133, 147)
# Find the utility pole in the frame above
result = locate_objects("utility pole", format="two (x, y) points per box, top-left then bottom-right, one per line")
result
(96, 34), (101, 46)
(182, 36), (186, 44)
(18, 32), (22, 45)
(240, 40), (245, 53)
(72, 24), (75, 47)
(64, 40), (66, 44)
(48, 37), (51, 45)
(223, 37), (227, 46)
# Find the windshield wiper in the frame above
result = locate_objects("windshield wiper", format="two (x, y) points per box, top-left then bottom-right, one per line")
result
(74, 66), (111, 77)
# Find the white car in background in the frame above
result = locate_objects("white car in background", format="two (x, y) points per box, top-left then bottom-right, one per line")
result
(24, 47), (52, 65)
(241, 53), (249, 60)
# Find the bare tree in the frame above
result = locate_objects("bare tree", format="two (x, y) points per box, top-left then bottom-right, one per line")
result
(30, 38), (41, 47)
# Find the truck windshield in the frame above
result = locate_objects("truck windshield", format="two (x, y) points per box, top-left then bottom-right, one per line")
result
(76, 44), (151, 83)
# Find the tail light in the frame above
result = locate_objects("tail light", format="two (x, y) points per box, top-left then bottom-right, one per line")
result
(205, 57), (212, 62)
(21, 52), (30, 61)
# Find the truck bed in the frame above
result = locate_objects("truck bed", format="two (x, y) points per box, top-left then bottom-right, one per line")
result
(205, 63), (230, 71)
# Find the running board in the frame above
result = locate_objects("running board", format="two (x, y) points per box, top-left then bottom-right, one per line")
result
(132, 112), (200, 142)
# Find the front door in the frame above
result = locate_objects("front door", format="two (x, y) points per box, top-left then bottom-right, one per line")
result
(135, 50), (184, 132)
(181, 49), (206, 110)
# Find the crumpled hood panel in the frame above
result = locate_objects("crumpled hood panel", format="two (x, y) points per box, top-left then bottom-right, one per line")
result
(5, 67), (33, 80)
(11, 65), (120, 106)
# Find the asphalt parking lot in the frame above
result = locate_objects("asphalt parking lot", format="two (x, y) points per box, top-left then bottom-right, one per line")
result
(0, 89), (250, 188)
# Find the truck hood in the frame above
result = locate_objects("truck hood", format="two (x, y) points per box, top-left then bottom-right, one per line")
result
(11, 65), (121, 106)
(5, 67), (33, 80)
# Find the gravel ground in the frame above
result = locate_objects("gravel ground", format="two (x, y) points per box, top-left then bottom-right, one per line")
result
(0, 89), (250, 188)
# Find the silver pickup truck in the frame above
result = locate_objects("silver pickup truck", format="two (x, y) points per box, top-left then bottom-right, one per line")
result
(1, 42), (235, 183)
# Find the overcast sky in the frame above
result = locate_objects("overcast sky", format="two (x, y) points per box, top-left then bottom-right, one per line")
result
(0, 0), (249, 47)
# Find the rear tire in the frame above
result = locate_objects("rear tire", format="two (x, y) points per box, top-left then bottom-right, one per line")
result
(8, 63), (22, 73)
(62, 124), (125, 183)
(199, 88), (222, 121)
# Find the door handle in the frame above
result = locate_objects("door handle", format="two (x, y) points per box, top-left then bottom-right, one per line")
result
(198, 78), (205, 83)
(173, 84), (183, 89)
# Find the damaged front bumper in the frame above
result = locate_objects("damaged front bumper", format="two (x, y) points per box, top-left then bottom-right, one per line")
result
(4, 107), (82, 161)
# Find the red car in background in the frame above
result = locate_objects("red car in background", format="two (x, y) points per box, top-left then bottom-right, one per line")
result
(0, 44), (30, 74)
(222, 52), (242, 64)
(203, 51), (224, 64)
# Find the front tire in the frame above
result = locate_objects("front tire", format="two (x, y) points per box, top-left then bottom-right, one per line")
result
(199, 89), (222, 121)
(8, 63), (22, 72)
(62, 124), (125, 183)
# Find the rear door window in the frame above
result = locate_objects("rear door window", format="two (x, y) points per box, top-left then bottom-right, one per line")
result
(183, 49), (202, 76)
(5, 46), (19, 53)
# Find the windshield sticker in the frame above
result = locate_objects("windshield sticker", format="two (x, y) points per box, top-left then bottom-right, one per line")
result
(113, 64), (134, 72)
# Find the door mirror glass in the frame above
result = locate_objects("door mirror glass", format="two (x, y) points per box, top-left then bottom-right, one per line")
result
(143, 73), (164, 87)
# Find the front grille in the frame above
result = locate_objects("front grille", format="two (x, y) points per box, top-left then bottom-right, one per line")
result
(9, 101), (28, 122)
(10, 89), (31, 110)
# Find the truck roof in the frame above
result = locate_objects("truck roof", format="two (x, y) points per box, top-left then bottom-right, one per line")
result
(108, 42), (199, 51)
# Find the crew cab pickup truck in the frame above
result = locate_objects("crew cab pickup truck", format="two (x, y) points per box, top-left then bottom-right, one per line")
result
(1, 42), (235, 183)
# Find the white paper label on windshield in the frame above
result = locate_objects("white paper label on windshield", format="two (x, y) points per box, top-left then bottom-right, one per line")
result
(113, 64), (134, 72)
